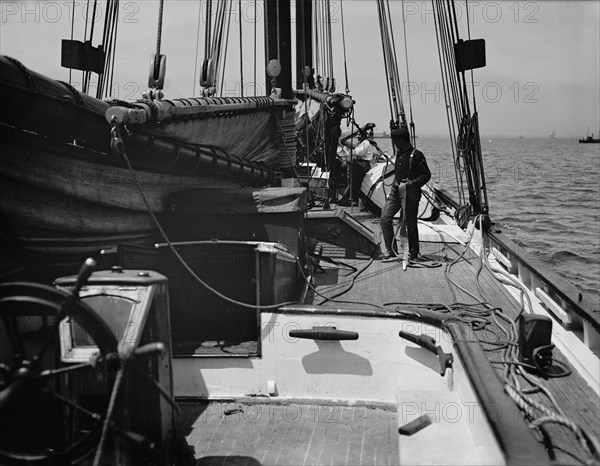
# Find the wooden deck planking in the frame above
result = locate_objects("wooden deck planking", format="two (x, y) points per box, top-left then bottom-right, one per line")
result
(330, 405), (357, 466)
(309, 240), (491, 308)
(179, 402), (399, 465)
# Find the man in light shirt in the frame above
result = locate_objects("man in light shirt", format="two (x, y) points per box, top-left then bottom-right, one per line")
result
(337, 124), (376, 206)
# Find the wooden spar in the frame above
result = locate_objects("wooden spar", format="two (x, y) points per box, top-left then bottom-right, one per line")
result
(105, 95), (293, 126)
(295, 88), (354, 111)
(296, 0), (313, 91)
(264, 0), (292, 99)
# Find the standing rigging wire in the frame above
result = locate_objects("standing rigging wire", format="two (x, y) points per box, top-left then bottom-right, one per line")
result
(69, 0), (75, 85)
(205, 0), (212, 58)
(465, 0), (477, 114)
(264, 0), (270, 74)
(276, 0), (281, 61)
(326, 0), (334, 82)
(253, 0), (256, 96)
(98, 0), (120, 100)
(376, 1), (395, 124)
(192, 1), (203, 96)
(199, 0), (232, 96)
(97, 0), (111, 98)
(384, 0), (404, 124)
(217, 0), (233, 97)
(400, 0), (416, 146)
(376, 0), (406, 130)
(432, 1), (464, 205)
(82, 0), (89, 92)
(431, 0), (489, 217)
(238, 0), (244, 97)
(313, 0), (334, 85)
(317, 0), (322, 79)
(433, 0), (465, 201)
(339, 0), (350, 94)
(313, 0), (321, 81)
(155, 0), (164, 58)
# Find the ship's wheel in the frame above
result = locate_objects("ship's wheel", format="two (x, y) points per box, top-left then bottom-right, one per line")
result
(0, 281), (118, 465)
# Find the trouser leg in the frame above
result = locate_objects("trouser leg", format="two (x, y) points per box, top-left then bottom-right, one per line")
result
(351, 162), (367, 202)
(406, 192), (421, 257)
(380, 185), (402, 253)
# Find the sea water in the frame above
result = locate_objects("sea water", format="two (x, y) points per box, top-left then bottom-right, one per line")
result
(375, 137), (600, 302)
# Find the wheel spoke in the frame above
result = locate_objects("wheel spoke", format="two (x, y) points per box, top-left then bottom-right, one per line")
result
(0, 378), (24, 411)
(39, 361), (94, 379)
(1, 315), (27, 361)
(42, 387), (103, 423)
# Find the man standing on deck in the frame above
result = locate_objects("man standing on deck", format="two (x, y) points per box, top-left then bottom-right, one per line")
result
(380, 126), (431, 262)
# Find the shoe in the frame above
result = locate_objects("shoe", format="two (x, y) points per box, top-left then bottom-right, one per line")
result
(408, 254), (427, 263)
(381, 251), (398, 262)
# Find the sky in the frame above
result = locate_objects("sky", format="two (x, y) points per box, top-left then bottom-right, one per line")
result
(0, 0), (599, 138)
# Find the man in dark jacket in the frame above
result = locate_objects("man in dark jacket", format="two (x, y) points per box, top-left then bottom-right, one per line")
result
(380, 127), (431, 262)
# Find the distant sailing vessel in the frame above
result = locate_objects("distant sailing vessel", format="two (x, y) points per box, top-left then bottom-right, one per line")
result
(579, 127), (600, 143)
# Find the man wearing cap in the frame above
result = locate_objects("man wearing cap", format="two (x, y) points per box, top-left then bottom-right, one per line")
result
(380, 127), (431, 262)
(337, 124), (376, 207)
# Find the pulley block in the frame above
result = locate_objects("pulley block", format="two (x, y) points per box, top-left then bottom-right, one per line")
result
(200, 58), (216, 87)
(148, 53), (167, 89)
(267, 59), (281, 78)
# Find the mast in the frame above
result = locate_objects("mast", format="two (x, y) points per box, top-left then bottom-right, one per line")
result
(295, 0), (313, 91)
(264, 0), (292, 99)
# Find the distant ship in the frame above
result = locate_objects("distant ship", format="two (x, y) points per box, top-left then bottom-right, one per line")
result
(549, 129), (557, 139)
(373, 130), (389, 138)
(579, 127), (600, 144)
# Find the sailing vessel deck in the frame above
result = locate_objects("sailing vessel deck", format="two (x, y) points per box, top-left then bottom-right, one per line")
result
(304, 207), (600, 465)
(177, 206), (599, 465)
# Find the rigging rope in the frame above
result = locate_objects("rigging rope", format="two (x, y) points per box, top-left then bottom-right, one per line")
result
(431, 0), (488, 216)
(155, 0), (164, 57)
(205, 0), (212, 57)
(253, 0), (257, 96)
(442, 215), (600, 463)
(98, 0), (120, 100)
(83, 0), (99, 93)
(311, 0), (335, 88)
(400, 0), (416, 145)
(69, 0), (75, 85)
(339, 0), (350, 93)
(218, 2), (233, 97)
(238, 0), (244, 97)
(376, 0), (406, 129)
(193, 1), (203, 96)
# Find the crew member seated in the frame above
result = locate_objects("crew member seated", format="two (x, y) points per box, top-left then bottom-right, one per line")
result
(337, 123), (376, 207)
